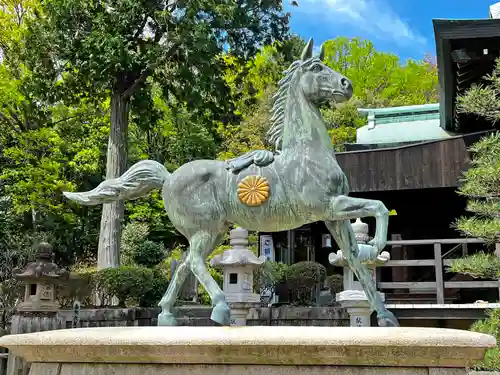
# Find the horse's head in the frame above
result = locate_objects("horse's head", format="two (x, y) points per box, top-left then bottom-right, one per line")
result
(297, 39), (353, 105)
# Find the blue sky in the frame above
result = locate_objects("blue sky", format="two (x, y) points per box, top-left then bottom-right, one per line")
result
(285, 0), (497, 61)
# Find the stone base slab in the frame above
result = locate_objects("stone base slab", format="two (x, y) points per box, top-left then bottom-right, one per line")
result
(0, 326), (496, 368)
(29, 363), (468, 375)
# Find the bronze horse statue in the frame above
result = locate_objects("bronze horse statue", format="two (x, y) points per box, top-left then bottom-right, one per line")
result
(64, 39), (399, 327)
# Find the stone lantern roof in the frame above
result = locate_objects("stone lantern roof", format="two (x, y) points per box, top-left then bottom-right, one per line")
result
(13, 242), (69, 283)
(329, 218), (390, 267)
(210, 228), (265, 269)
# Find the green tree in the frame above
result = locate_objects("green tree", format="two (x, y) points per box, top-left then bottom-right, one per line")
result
(454, 58), (500, 250)
(453, 133), (500, 246)
(220, 36), (439, 154)
(23, 0), (290, 269)
(320, 37), (438, 150)
(0, 0), (108, 265)
(218, 37), (304, 158)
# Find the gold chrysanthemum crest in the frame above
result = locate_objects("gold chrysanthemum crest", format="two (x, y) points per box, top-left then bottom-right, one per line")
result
(237, 175), (270, 207)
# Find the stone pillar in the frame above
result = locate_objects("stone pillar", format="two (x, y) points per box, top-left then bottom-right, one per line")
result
(0, 326), (495, 375)
(329, 218), (390, 327)
(210, 228), (265, 326)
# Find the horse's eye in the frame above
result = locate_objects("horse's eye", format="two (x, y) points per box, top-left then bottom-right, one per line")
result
(312, 65), (323, 73)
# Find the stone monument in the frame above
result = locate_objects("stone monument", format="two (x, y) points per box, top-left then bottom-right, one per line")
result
(13, 242), (69, 311)
(63, 38), (399, 327)
(210, 227), (265, 325)
(329, 218), (390, 326)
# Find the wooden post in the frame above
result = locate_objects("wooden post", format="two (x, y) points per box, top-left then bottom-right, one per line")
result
(434, 243), (445, 304)
(461, 243), (468, 257)
(286, 230), (295, 265)
(390, 234), (404, 293)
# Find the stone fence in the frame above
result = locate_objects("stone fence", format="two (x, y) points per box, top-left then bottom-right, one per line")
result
(7, 305), (348, 331)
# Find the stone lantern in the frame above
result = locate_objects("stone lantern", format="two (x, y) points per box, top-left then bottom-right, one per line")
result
(210, 227), (265, 325)
(13, 242), (69, 311)
(328, 218), (390, 327)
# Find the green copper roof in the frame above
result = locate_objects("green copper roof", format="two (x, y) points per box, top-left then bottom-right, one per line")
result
(357, 103), (440, 116)
(357, 103), (440, 126)
(356, 103), (455, 144)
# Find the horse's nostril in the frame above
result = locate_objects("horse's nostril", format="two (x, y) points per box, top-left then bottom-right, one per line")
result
(340, 78), (349, 88)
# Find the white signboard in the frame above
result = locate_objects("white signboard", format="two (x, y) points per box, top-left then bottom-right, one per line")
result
(259, 234), (275, 261)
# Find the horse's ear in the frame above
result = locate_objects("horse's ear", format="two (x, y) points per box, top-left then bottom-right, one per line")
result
(319, 43), (325, 61)
(301, 38), (314, 61)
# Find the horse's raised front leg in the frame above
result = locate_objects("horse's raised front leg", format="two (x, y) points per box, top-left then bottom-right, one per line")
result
(157, 258), (191, 326)
(189, 231), (230, 326)
(329, 195), (389, 252)
(325, 219), (399, 327)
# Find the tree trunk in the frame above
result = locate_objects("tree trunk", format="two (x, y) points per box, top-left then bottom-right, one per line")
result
(97, 91), (130, 270)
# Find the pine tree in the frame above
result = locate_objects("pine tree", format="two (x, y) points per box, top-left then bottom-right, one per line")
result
(449, 58), (500, 281)
(455, 58), (500, 255)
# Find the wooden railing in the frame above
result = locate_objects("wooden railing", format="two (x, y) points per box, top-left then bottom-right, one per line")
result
(376, 238), (500, 304)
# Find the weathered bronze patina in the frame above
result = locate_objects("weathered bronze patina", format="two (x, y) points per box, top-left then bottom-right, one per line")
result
(64, 39), (398, 327)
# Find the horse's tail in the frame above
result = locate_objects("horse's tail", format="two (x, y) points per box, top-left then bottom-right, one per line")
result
(63, 160), (170, 205)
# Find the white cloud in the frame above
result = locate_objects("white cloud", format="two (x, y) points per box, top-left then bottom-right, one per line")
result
(296, 0), (426, 47)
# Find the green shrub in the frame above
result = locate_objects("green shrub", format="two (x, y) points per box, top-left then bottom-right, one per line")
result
(130, 240), (166, 268)
(121, 222), (150, 265)
(93, 266), (156, 307)
(470, 308), (500, 370)
(325, 273), (343, 295)
(254, 261), (288, 296)
(57, 266), (97, 308)
(448, 252), (500, 279)
(139, 267), (169, 307)
(285, 261), (326, 305)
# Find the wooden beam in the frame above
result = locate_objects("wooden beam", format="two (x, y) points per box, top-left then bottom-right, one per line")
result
(386, 238), (485, 245)
(387, 307), (489, 320)
(378, 281), (500, 290)
(383, 260), (435, 267)
(378, 282), (436, 289)
(434, 243), (445, 304)
(445, 281), (500, 288)
(382, 259), (463, 267)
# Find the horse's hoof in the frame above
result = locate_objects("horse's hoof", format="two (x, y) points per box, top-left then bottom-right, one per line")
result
(211, 302), (231, 326)
(377, 310), (399, 327)
(157, 312), (177, 326)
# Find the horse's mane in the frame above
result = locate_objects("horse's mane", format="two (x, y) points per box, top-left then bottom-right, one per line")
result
(266, 57), (319, 150)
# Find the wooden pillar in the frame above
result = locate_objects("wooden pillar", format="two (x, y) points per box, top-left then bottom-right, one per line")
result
(390, 234), (404, 292)
(286, 230), (295, 265)
(434, 243), (445, 304)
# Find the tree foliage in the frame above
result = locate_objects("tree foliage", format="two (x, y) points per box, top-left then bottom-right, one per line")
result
(1, 0), (443, 309)
(455, 59), (500, 244)
(470, 308), (500, 370)
(219, 36), (439, 154)
(18, 0), (290, 268)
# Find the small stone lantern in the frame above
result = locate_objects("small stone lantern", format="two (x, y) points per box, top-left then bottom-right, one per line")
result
(13, 242), (69, 311)
(210, 227), (265, 325)
(328, 218), (390, 327)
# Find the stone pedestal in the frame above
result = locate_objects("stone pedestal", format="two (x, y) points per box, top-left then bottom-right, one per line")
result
(336, 290), (385, 327)
(228, 302), (261, 326)
(0, 326), (496, 375)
